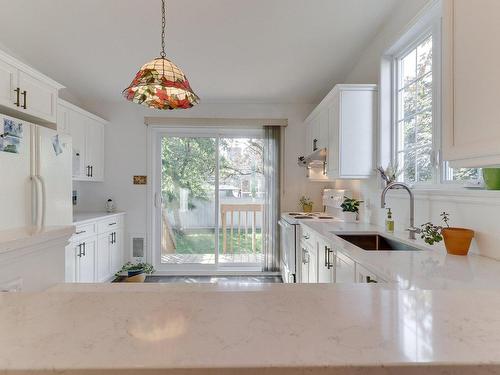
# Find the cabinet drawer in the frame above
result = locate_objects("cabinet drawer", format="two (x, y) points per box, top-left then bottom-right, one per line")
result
(73, 222), (96, 240)
(97, 215), (123, 233)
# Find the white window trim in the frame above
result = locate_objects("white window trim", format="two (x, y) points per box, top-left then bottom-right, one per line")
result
(379, 0), (482, 192)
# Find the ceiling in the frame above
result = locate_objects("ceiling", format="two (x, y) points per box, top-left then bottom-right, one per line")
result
(0, 0), (401, 105)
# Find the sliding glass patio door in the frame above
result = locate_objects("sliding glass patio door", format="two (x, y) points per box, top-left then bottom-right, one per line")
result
(154, 129), (264, 271)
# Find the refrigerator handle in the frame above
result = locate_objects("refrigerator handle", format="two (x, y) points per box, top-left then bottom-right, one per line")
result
(31, 176), (43, 227)
(37, 175), (47, 227)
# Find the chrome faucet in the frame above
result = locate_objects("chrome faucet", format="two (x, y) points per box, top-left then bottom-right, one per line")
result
(381, 182), (419, 240)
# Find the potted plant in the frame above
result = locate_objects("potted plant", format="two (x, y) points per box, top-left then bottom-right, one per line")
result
(340, 196), (363, 223)
(420, 212), (474, 255)
(116, 262), (155, 283)
(299, 196), (313, 213)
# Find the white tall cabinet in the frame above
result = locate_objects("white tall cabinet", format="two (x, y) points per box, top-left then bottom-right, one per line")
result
(304, 84), (377, 180)
(442, 0), (500, 167)
(58, 99), (107, 181)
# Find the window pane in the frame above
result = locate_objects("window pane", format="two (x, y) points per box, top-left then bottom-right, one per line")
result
(417, 36), (432, 77)
(417, 73), (432, 112)
(416, 147), (433, 183)
(400, 118), (416, 150)
(416, 111), (432, 146)
(399, 150), (416, 184)
(401, 49), (416, 86)
(446, 162), (481, 182)
(401, 83), (417, 118)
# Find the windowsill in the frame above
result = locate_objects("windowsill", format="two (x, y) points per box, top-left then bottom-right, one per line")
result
(382, 185), (500, 203)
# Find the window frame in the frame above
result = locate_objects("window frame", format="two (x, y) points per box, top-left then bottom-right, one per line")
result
(392, 29), (437, 186)
(383, 3), (481, 189)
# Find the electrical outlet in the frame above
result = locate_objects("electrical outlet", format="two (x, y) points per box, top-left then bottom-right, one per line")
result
(1, 278), (23, 292)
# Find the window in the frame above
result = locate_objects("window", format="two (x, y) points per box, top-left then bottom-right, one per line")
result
(396, 35), (434, 184)
(391, 23), (480, 186)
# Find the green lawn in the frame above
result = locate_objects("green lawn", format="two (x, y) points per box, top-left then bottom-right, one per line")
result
(173, 229), (262, 255)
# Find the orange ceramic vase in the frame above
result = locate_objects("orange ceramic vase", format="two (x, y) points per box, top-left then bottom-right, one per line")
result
(442, 227), (474, 255)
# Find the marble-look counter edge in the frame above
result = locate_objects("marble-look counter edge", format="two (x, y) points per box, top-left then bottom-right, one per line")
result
(73, 211), (126, 225)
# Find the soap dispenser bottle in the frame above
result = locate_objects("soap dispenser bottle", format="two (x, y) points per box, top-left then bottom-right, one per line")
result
(385, 208), (394, 233)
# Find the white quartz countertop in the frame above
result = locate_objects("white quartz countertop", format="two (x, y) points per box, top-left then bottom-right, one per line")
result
(2, 283), (500, 374)
(301, 221), (500, 290)
(0, 225), (74, 254)
(73, 211), (125, 224)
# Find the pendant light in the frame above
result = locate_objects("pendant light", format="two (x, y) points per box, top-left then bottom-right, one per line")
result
(123, 0), (199, 110)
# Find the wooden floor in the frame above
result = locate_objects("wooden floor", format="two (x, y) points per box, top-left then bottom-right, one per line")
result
(161, 253), (263, 265)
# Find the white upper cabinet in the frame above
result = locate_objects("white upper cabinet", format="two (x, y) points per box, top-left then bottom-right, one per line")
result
(58, 99), (107, 182)
(304, 84), (377, 180)
(442, 0), (500, 167)
(0, 50), (62, 127)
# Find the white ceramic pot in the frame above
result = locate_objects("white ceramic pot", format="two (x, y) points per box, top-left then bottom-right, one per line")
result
(341, 212), (358, 223)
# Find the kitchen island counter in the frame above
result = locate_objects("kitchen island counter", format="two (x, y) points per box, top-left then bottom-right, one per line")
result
(1, 283), (500, 374)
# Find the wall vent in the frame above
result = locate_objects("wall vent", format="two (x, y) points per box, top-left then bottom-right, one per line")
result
(131, 236), (145, 261)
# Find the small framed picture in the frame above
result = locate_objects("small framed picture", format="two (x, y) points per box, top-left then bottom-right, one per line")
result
(133, 176), (147, 185)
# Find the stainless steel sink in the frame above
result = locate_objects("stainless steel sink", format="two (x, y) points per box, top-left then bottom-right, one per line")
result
(336, 234), (421, 251)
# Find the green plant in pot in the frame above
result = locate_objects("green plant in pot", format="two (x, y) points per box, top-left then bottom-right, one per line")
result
(299, 196), (313, 213)
(116, 262), (155, 282)
(340, 196), (363, 223)
(482, 168), (500, 190)
(420, 212), (474, 256)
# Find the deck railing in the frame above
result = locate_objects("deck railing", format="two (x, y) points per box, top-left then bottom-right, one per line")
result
(220, 203), (263, 254)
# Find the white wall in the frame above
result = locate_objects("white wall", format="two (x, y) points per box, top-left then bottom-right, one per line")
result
(340, 0), (500, 260)
(73, 100), (327, 257)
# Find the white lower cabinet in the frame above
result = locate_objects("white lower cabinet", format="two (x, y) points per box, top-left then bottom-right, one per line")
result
(334, 251), (356, 283)
(65, 214), (125, 283)
(297, 226), (386, 285)
(356, 264), (384, 284)
(317, 239), (334, 283)
(75, 237), (96, 283)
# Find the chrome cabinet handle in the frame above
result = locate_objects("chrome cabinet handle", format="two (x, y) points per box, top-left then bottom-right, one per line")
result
(324, 246), (328, 267)
(82, 242), (86, 256)
(303, 234), (310, 239)
(108, 222), (117, 226)
(77, 244), (82, 257)
(90, 166), (93, 177)
(21, 90), (27, 109)
(75, 230), (86, 235)
(14, 88), (20, 107)
(327, 247), (333, 269)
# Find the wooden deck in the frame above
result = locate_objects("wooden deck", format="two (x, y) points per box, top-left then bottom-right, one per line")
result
(161, 253), (263, 265)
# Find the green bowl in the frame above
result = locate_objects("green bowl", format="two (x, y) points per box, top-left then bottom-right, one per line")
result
(483, 168), (500, 190)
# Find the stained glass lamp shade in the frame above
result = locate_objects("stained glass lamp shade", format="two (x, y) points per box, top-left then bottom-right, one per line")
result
(123, 57), (199, 110)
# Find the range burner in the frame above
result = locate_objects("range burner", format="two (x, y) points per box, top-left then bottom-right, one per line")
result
(317, 216), (333, 219)
(293, 216), (313, 219)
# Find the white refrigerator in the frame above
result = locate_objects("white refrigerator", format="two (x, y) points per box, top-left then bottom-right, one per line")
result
(0, 113), (72, 230)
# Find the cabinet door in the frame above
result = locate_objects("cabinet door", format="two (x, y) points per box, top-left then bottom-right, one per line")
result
(335, 252), (355, 283)
(56, 104), (70, 136)
(67, 109), (87, 179)
(110, 228), (124, 274)
(77, 238), (96, 283)
(65, 242), (77, 282)
(318, 109), (329, 150)
(96, 233), (112, 282)
(317, 242), (334, 283)
(307, 246), (318, 283)
(0, 59), (17, 109)
(356, 263), (379, 284)
(85, 118), (104, 181)
(327, 98), (340, 177)
(18, 70), (57, 123)
(338, 90), (375, 178)
(443, 0), (500, 167)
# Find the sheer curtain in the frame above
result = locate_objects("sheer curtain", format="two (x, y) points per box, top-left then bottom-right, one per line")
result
(262, 126), (281, 271)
